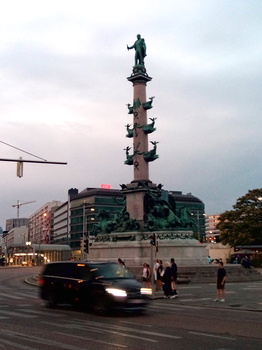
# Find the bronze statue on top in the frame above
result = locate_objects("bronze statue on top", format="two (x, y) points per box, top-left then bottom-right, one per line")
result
(127, 34), (147, 66)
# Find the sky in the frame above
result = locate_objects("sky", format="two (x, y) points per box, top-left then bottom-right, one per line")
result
(1, 0), (262, 229)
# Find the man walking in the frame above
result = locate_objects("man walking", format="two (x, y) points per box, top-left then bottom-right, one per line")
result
(213, 261), (226, 302)
(170, 258), (178, 297)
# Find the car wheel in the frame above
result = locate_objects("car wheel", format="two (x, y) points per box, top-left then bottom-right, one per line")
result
(45, 292), (57, 309)
(92, 298), (108, 315)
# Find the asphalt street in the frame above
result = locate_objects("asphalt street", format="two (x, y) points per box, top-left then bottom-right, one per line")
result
(25, 268), (262, 313)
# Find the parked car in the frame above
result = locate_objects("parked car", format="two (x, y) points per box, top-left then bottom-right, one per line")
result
(0, 257), (6, 266)
(38, 261), (152, 314)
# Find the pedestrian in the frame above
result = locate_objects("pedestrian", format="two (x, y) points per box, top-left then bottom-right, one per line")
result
(162, 262), (175, 299)
(170, 258), (178, 297)
(156, 260), (164, 291)
(154, 259), (160, 290)
(213, 261), (227, 302)
(242, 256), (250, 268)
(142, 263), (151, 288)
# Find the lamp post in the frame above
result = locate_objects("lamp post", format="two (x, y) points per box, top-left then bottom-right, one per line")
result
(192, 210), (205, 242)
(82, 202), (87, 260)
(26, 241), (31, 266)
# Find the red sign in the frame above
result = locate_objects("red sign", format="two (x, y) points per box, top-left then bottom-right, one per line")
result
(100, 184), (111, 189)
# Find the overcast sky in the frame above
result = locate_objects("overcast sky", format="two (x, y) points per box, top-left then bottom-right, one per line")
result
(1, 0), (262, 229)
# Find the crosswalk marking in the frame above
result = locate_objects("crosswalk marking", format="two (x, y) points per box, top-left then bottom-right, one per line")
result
(0, 292), (24, 300)
(18, 308), (64, 317)
(0, 310), (37, 318)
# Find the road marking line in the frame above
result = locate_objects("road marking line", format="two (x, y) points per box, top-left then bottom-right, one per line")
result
(0, 338), (37, 350)
(45, 323), (158, 343)
(120, 320), (152, 327)
(18, 308), (64, 317)
(188, 331), (235, 340)
(49, 318), (181, 341)
(178, 298), (212, 302)
(178, 286), (202, 289)
(0, 310), (37, 318)
(54, 331), (128, 348)
(0, 292), (24, 300)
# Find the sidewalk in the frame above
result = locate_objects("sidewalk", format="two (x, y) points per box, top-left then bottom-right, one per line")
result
(152, 278), (262, 312)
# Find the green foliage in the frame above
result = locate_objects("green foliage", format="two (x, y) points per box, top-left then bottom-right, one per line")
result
(217, 188), (262, 247)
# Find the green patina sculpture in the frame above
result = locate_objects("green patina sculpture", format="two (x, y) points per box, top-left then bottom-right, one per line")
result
(143, 141), (159, 162)
(125, 124), (134, 138)
(142, 96), (155, 110)
(91, 185), (197, 235)
(91, 208), (140, 235)
(143, 189), (197, 231)
(127, 34), (147, 66)
(142, 117), (157, 134)
(126, 104), (133, 114)
(124, 146), (133, 165)
(125, 123), (140, 138)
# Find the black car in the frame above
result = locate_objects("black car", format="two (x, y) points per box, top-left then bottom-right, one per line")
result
(38, 261), (152, 313)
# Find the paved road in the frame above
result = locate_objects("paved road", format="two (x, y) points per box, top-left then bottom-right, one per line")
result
(25, 268), (262, 312)
(0, 266), (261, 350)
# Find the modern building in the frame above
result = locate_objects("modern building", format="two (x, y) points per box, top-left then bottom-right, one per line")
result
(53, 187), (125, 258)
(205, 214), (221, 243)
(28, 201), (62, 245)
(5, 218), (29, 231)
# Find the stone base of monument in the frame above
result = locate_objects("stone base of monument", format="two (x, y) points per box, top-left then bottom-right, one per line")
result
(88, 231), (208, 269)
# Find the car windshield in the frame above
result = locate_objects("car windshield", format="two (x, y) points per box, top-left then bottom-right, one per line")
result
(90, 263), (134, 280)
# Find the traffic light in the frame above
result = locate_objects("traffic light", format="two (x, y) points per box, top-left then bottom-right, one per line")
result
(150, 233), (156, 246)
(17, 158), (23, 178)
(84, 238), (89, 253)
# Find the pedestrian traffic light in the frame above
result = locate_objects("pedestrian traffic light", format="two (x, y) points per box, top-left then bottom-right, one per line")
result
(84, 238), (89, 253)
(150, 233), (156, 246)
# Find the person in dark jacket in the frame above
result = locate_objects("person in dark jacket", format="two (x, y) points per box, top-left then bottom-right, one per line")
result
(162, 262), (175, 298)
(213, 261), (227, 302)
(170, 258), (178, 296)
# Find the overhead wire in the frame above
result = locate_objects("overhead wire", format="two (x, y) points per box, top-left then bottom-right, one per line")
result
(0, 140), (47, 161)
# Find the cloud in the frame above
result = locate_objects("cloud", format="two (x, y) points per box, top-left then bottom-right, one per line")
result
(1, 0), (262, 227)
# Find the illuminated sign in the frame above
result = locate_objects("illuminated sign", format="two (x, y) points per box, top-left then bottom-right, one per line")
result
(100, 184), (111, 189)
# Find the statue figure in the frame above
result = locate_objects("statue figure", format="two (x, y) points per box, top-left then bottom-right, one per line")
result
(143, 189), (181, 231)
(142, 117), (157, 134)
(127, 34), (147, 66)
(125, 124), (133, 138)
(124, 146), (134, 165)
(126, 103), (133, 114)
(143, 141), (159, 162)
(143, 96), (155, 110)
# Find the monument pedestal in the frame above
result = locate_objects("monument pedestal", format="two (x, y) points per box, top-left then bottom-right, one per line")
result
(88, 231), (208, 268)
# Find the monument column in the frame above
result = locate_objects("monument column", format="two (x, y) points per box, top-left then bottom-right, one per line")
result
(128, 71), (152, 183)
(124, 35), (157, 227)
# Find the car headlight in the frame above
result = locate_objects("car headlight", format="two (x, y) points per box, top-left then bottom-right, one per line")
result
(140, 288), (152, 295)
(105, 288), (127, 297)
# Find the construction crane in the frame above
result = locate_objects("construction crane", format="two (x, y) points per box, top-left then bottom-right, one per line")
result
(12, 200), (36, 223)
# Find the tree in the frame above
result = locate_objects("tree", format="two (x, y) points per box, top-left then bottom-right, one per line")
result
(217, 188), (262, 247)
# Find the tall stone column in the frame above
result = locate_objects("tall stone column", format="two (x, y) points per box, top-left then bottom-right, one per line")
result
(125, 67), (156, 226)
(127, 69), (152, 183)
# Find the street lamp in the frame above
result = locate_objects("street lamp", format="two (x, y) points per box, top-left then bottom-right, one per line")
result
(192, 210), (206, 242)
(26, 241), (31, 266)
